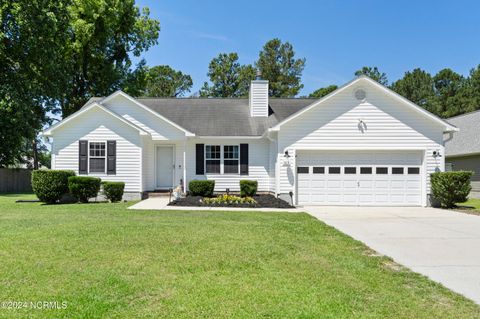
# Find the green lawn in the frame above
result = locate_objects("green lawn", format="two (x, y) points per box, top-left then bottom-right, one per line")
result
(456, 198), (480, 215)
(0, 194), (479, 318)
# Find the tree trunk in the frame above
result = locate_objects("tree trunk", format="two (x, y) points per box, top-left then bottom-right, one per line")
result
(32, 139), (39, 170)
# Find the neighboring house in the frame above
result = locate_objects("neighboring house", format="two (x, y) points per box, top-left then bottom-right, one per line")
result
(42, 76), (457, 206)
(445, 110), (480, 198)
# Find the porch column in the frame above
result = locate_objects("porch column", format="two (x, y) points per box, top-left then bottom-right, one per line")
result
(183, 140), (187, 192)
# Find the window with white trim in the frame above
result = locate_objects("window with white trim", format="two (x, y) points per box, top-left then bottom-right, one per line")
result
(205, 145), (221, 174)
(223, 145), (239, 174)
(205, 145), (240, 174)
(89, 142), (106, 173)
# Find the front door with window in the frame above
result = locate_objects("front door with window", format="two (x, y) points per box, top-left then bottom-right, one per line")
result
(156, 146), (174, 189)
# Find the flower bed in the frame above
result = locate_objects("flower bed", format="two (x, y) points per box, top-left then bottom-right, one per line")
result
(168, 194), (294, 209)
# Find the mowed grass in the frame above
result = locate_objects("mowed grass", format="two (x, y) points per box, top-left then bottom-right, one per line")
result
(0, 194), (479, 318)
(456, 198), (480, 215)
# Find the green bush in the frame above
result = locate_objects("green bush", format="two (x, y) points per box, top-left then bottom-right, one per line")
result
(102, 181), (125, 202)
(31, 170), (76, 204)
(240, 180), (258, 197)
(189, 180), (215, 197)
(68, 176), (101, 203)
(431, 171), (473, 208)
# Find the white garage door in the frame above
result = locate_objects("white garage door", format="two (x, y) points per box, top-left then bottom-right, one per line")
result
(297, 151), (423, 206)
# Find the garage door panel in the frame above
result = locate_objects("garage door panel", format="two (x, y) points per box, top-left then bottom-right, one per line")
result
(311, 180), (325, 188)
(297, 151), (422, 206)
(327, 180), (341, 188)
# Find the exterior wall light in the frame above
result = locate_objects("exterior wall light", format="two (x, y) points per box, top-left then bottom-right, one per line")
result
(433, 150), (442, 158)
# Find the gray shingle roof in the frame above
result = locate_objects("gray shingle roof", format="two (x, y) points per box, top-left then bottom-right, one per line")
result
(445, 110), (480, 157)
(90, 96), (315, 136)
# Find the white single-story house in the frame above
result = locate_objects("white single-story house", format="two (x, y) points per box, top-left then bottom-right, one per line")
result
(42, 75), (457, 206)
(445, 110), (480, 198)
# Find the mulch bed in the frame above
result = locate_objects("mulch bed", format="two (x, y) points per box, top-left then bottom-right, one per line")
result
(168, 194), (294, 209)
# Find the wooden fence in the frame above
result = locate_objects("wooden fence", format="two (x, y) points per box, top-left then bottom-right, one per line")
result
(0, 168), (32, 193)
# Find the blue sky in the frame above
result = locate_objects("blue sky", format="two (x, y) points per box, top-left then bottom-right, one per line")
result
(135, 0), (480, 96)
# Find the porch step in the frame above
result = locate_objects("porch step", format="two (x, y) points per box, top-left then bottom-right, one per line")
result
(146, 191), (172, 198)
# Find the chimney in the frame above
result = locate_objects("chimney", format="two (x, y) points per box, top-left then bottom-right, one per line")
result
(249, 70), (269, 117)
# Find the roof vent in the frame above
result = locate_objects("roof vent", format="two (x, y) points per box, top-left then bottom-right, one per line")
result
(354, 89), (366, 101)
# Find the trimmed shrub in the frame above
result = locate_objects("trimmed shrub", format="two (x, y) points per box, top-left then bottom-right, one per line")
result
(103, 181), (125, 202)
(189, 180), (215, 197)
(68, 176), (101, 203)
(431, 171), (473, 208)
(240, 180), (258, 197)
(31, 170), (76, 204)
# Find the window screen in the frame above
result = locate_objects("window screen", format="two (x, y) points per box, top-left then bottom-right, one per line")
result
(205, 145), (221, 174)
(89, 142), (105, 173)
(223, 145), (239, 174)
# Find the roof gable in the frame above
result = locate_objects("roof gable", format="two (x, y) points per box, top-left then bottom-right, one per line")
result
(269, 76), (458, 133)
(101, 91), (195, 137)
(42, 102), (149, 137)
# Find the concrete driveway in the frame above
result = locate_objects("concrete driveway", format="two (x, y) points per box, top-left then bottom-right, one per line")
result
(305, 206), (480, 304)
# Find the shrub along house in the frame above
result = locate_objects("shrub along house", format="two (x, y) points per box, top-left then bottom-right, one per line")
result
(42, 75), (457, 206)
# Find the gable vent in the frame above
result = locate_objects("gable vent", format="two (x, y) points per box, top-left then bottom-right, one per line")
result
(355, 89), (366, 101)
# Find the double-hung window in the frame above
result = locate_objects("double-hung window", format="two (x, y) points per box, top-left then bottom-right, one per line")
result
(223, 145), (239, 174)
(89, 142), (106, 173)
(205, 145), (240, 174)
(205, 145), (221, 174)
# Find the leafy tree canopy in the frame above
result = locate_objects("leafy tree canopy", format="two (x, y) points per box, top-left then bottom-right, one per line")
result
(355, 66), (388, 85)
(390, 68), (434, 109)
(200, 53), (256, 97)
(256, 38), (305, 97)
(139, 65), (193, 97)
(60, 0), (160, 117)
(309, 85), (338, 98)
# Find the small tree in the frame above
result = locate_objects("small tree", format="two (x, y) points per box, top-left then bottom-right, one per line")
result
(430, 171), (473, 208)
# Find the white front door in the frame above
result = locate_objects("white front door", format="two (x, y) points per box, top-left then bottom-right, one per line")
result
(156, 146), (174, 189)
(296, 151), (423, 206)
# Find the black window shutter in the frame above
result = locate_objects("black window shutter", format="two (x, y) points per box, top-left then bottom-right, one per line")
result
(196, 144), (204, 175)
(107, 140), (116, 175)
(79, 140), (88, 175)
(240, 144), (249, 175)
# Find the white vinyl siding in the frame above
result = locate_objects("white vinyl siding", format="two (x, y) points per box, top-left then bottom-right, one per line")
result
(277, 84), (445, 202)
(51, 106), (142, 192)
(186, 139), (271, 192)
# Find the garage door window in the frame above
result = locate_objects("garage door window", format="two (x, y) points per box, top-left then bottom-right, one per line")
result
(376, 167), (388, 174)
(329, 167), (340, 174)
(297, 167), (309, 174)
(408, 167), (420, 174)
(360, 167), (372, 174)
(344, 167), (356, 174)
(313, 167), (325, 174)
(392, 167), (404, 174)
